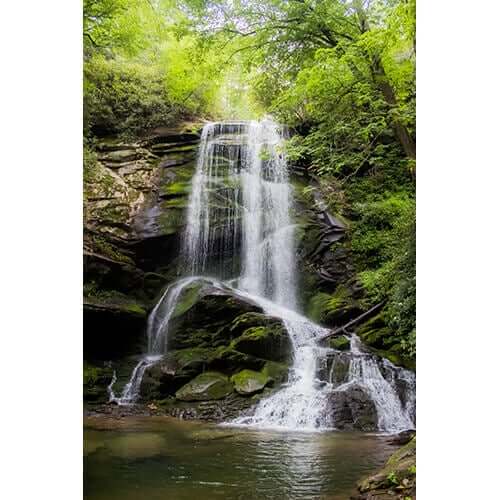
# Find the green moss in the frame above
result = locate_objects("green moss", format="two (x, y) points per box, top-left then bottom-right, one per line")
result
(162, 197), (189, 209)
(209, 347), (265, 372)
(122, 303), (147, 316)
(91, 236), (135, 265)
(306, 285), (354, 323)
(306, 291), (325, 315)
(358, 436), (416, 494)
(83, 363), (101, 386)
(239, 326), (267, 339)
(374, 348), (415, 371)
(175, 371), (233, 401)
(171, 283), (203, 318)
(387, 438), (416, 467)
(261, 361), (288, 382)
(161, 181), (191, 197)
(230, 369), (271, 395)
(83, 145), (99, 185)
(83, 287), (147, 317)
(231, 323), (291, 362)
(329, 335), (350, 351)
(229, 312), (271, 334)
(171, 348), (217, 367)
(357, 313), (391, 348)
(83, 363), (113, 402)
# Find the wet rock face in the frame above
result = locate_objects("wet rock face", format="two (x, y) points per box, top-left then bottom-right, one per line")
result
(326, 384), (378, 431)
(291, 179), (362, 327)
(159, 389), (277, 422)
(83, 124), (202, 363)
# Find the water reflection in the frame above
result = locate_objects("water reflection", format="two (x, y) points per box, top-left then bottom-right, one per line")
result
(84, 418), (395, 500)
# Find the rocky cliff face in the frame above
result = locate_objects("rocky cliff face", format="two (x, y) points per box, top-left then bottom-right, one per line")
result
(83, 123), (201, 365)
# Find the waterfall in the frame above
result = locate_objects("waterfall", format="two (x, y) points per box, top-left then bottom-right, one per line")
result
(109, 119), (415, 434)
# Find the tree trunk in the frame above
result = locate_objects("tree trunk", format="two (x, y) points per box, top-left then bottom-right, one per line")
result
(353, 2), (416, 160)
(373, 61), (416, 159)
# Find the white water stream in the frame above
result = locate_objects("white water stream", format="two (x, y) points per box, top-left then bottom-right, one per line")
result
(108, 119), (415, 433)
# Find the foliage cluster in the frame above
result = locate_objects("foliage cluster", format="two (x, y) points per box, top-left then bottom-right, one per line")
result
(354, 192), (416, 357)
(83, 0), (249, 138)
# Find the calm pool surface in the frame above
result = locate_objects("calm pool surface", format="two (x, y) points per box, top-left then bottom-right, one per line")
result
(84, 416), (395, 500)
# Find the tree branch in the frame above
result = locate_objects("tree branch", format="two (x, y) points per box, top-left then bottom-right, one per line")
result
(317, 302), (384, 342)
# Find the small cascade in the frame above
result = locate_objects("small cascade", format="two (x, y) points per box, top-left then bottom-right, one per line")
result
(108, 278), (200, 405)
(230, 294), (332, 431)
(328, 335), (415, 432)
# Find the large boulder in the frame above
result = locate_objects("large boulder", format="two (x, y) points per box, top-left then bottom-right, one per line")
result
(163, 279), (292, 364)
(141, 348), (218, 398)
(230, 369), (271, 395)
(231, 324), (291, 362)
(166, 282), (263, 350)
(175, 372), (233, 401)
(327, 384), (378, 431)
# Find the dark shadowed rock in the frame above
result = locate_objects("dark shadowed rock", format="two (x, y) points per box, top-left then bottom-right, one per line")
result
(327, 384), (378, 431)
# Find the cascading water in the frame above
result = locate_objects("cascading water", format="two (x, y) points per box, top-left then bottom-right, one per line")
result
(109, 119), (415, 433)
(108, 277), (200, 405)
(326, 335), (416, 432)
(229, 294), (332, 431)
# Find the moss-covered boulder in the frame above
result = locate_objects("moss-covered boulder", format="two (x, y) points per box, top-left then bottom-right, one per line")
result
(209, 347), (266, 373)
(142, 348), (218, 398)
(230, 369), (271, 395)
(229, 312), (277, 336)
(175, 372), (233, 401)
(355, 437), (416, 499)
(231, 324), (291, 362)
(163, 279), (291, 361)
(166, 282), (263, 350)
